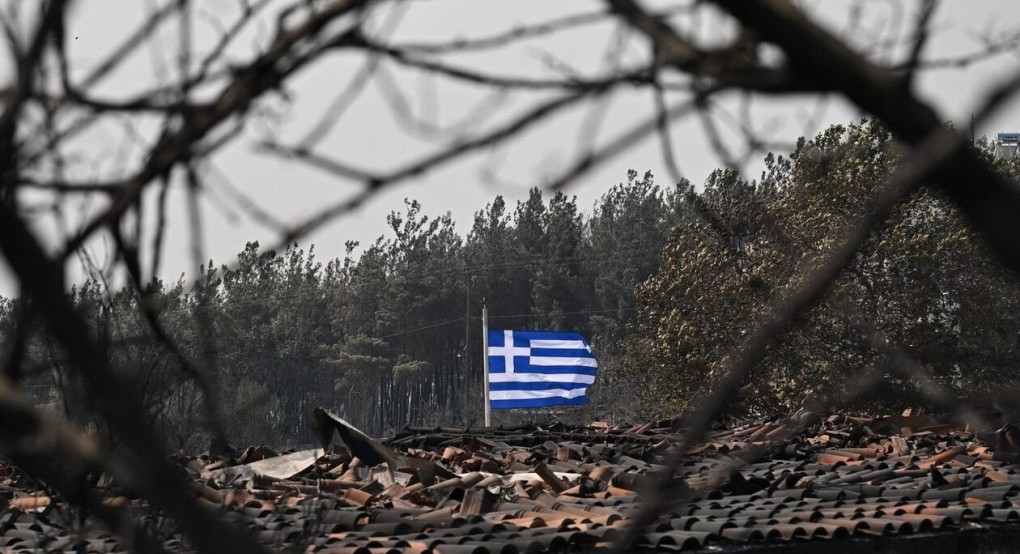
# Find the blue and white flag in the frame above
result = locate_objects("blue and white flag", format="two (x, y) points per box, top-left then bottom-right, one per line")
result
(487, 330), (597, 409)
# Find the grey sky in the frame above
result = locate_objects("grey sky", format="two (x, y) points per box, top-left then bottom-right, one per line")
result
(1, 0), (1018, 298)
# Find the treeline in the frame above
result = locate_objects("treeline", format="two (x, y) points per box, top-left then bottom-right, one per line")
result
(0, 170), (692, 448)
(4, 120), (1019, 449)
(630, 121), (1020, 418)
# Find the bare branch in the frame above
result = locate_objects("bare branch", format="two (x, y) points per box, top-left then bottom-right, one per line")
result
(395, 6), (686, 54)
(612, 124), (968, 553)
(714, 0), (1020, 273)
(62, 0), (375, 258)
(902, 0), (939, 88)
(79, 0), (178, 90)
(893, 30), (1020, 71)
(546, 98), (698, 190)
(268, 84), (617, 247)
(362, 36), (655, 91)
(0, 378), (168, 553)
(0, 201), (269, 554)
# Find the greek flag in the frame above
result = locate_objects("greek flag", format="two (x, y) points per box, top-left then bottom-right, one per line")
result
(487, 330), (597, 409)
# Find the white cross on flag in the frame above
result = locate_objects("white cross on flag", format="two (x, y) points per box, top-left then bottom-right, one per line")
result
(486, 330), (597, 409)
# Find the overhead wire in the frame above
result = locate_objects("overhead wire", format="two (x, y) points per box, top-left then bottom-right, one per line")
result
(380, 316), (468, 339)
(480, 307), (637, 320)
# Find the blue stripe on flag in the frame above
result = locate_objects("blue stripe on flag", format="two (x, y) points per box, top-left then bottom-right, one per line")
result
(489, 381), (589, 391)
(489, 362), (597, 376)
(491, 396), (588, 409)
(516, 365), (597, 376)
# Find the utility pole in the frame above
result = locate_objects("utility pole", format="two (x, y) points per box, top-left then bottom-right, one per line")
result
(482, 299), (491, 427)
(464, 276), (473, 367)
(456, 275), (476, 423)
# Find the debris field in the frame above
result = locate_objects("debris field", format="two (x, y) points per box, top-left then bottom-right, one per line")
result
(3, 408), (1020, 553)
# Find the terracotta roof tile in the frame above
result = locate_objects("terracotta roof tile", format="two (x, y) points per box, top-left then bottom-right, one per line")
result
(7, 410), (1020, 552)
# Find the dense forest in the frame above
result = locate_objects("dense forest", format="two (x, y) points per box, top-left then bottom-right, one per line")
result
(0, 169), (691, 448)
(632, 121), (1020, 417)
(2, 121), (1019, 450)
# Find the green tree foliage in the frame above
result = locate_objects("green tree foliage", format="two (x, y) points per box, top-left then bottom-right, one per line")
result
(0, 174), (684, 444)
(586, 170), (692, 320)
(631, 120), (1020, 417)
(582, 170), (692, 421)
(6, 121), (1012, 444)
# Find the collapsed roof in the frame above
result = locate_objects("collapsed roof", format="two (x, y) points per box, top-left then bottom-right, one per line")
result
(2, 408), (1020, 553)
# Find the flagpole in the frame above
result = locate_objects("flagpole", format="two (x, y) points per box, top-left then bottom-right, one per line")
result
(481, 299), (491, 427)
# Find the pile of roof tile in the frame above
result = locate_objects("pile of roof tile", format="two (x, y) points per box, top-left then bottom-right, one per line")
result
(3, 408), (1020, 553)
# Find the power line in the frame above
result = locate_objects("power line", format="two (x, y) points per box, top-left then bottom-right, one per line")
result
(380, 316), (468, 339)
(479, 307), (637, 320)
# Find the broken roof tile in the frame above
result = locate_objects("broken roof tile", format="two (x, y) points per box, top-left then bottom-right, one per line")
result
(6, 409), (1020, 552)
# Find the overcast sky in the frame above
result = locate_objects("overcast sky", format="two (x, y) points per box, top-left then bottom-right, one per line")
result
(1, 0), (1019, 298)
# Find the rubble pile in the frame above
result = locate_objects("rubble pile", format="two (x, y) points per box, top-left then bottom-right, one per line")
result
(2, 408), (1020, 553)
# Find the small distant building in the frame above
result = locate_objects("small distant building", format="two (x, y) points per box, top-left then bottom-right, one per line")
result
(996, 132), (1020, 159)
